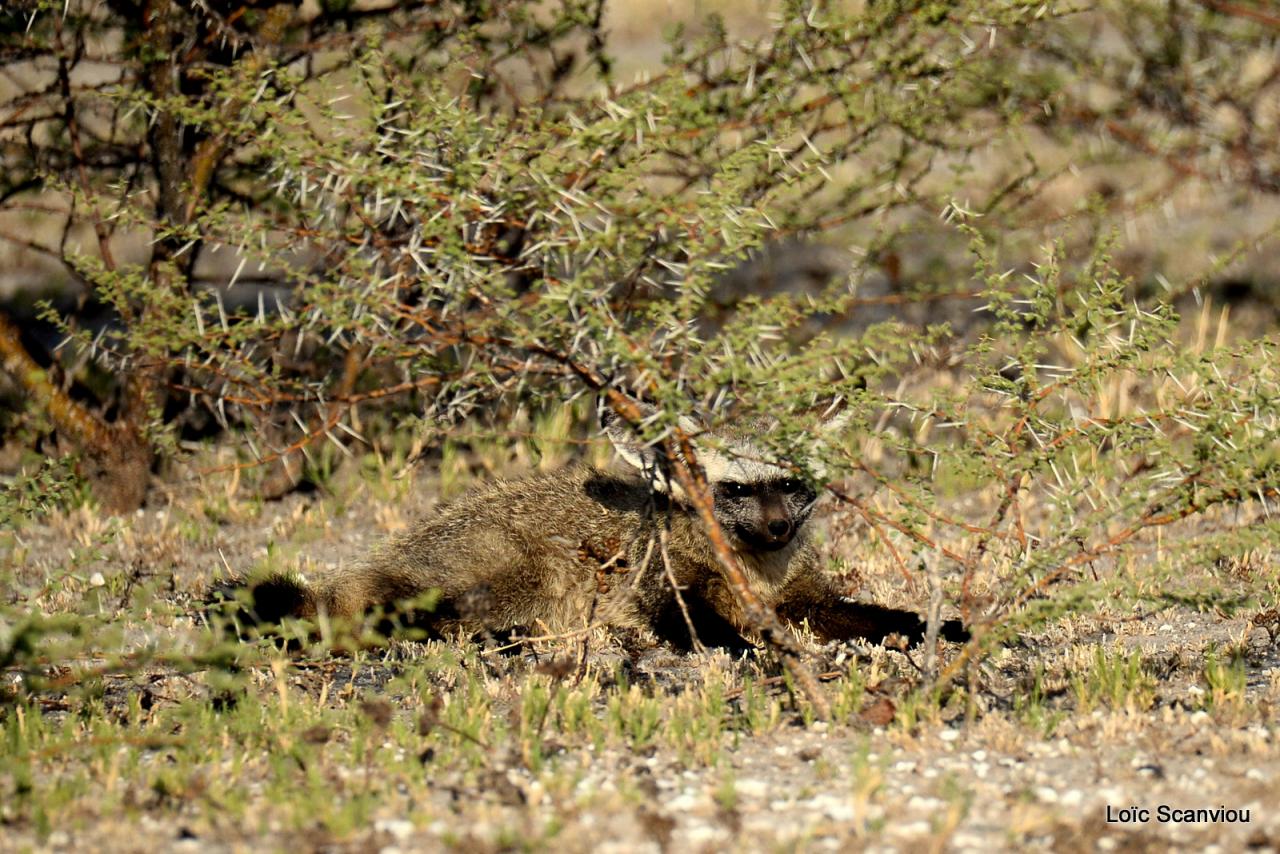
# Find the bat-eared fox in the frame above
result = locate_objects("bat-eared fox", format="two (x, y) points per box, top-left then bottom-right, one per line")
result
(221, 402), (965, 650)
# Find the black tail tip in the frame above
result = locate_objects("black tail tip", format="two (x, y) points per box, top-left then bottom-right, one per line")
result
(244, 576), (312, 625)
(203, 574), (311, 631)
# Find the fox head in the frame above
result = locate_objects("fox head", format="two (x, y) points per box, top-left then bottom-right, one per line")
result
(601, 402), (845, 556)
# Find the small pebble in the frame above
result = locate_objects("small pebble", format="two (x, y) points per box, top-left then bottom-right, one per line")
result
(374, 819), (413, 842)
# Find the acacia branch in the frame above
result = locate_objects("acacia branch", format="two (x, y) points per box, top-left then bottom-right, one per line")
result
(665, 432), (833, 721)
(0, 311), (112, 451)
(0, 310), (151, 512)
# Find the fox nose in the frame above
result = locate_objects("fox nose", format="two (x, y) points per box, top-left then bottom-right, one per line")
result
(767, 519), (793, 539)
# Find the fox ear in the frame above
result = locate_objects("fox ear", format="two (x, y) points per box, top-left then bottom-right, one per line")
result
(601, 402), (659, 473)
(816, 398), (852, 435)
(808, 399), (852, 484)
(600, 400), (700, 483)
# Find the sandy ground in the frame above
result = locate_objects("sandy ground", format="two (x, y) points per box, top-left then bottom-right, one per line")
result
(3, 456), (1278, 853)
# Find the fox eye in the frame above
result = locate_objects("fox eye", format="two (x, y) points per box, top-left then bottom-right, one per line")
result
(720, 481), (750, 498)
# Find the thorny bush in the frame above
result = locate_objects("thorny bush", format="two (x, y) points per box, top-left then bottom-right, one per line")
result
(1, 0), (1278, 714)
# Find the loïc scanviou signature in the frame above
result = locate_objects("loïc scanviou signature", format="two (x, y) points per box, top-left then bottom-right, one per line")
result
(1106, 805), (1251, 824)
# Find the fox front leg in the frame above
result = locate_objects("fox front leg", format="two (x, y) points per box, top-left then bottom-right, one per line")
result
(775, 567), (968, 647)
